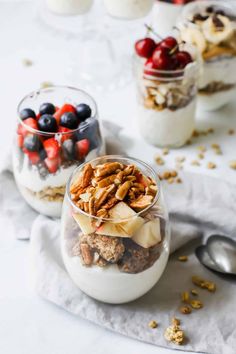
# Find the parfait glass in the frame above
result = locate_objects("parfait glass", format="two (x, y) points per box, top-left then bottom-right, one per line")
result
(133, 54), (198, 148)
(61, 155), (170, 304)
(13, 86), (104, 218)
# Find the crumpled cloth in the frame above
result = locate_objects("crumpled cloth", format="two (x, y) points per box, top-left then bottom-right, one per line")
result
(1, 122), (236, 353)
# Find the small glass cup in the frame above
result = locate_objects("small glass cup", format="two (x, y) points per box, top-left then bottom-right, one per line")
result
(133, 55), (198, 148)
(178, 0), (236, 111)
(103, 0), (154, 20)
(61, 155), (170, 304)
(13, 86), (104, 218)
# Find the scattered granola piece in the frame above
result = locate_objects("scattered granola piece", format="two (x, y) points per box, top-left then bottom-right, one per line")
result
(207, 162), (216, 169)
(198, 153), (204, 159)
(178, 255), (188, 262)
(40, 81), (53, 89)
(191, 289), (198, 296)
(211, 143), (220, 149)
(229, 161), (236, 170)
(155, 156), (165, 165)
(180, 305), (192, 314)
(175, 156), (185, 163)
(176, 178), (182, 184)
(149, 320), (158, 329)
(208, 128), (214, 133)
(164, 324), (185, 345)
(170, 170), (177, 178)
(190, 300), (203, 309)
(197, 145), (206, 152)
(214, 148), (222, 155)
(186, 139), (192, 145)
(228, 129), (235, 135)
(172, 317), (180, 326)
(162, 148), (169, 155)
(191, 160), (200, 166)
(22, 58), (33, 67)
(163, 171), (171, 180)
(167, 177), (174, 184)
(192, 276), (216, 292)
(181, 291), (190, 303)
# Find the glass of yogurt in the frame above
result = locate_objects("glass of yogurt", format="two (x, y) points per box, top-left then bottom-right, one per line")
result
(178, 0), (236, 111)
(61, 155), (170, 304)
(103, 0), (154, 20)
(133, 34), (198, 148)
(45, 0), (93, 15)
(13, 86), (104, 218)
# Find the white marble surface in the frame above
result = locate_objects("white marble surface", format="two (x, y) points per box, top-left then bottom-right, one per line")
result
(0, 1), (236, 353)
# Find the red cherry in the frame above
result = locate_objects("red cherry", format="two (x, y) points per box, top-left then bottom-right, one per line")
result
(135, 38), (156, 58)
(175, 51), (193, 69)
(152, 47), (173, 70)
(159, 36), (178, 52)
(144, 58), (158, 76)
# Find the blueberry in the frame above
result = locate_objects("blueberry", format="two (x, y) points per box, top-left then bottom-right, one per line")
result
(24, 135), (42, 152)
(38, 114), (57, 132)
(76, 103), (92, 121)
(60, 112), (79, 129)
(39, 148), (47, 161)
(20, 108), (36, 120)
(39, 102), (55, 115)
(76, 118), (101, 150)
(62, 139), (76, 160)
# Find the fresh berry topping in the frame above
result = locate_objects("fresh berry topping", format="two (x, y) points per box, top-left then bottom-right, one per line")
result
(23, 134), (42, 152)
(43, 138), (60, 159)
(76, 139), (90, 159)
(19, 108), (36, 120)
(17, 118), (38, 136)
(60, 112), (79, 129)
(175, 51), (193, 69)
(39, 102), (56, 116)
(39, 148), (47, 161)
(26, 151), (40, 165)
(54, 104), (76, 124)
(62, 139), (76, 160)
(45, 156), (60, 174)
(152, 47), (173, 70)
(144, 57), (158, 76)
(159, 36), (178, 52)
(58, 126), (73, 143)
(76, 103), (92, 121)
(17, 135), (24, 148)
(135, 38), (156, 58)
(38, 114), (57, 133)
(76, 118), (101, 150)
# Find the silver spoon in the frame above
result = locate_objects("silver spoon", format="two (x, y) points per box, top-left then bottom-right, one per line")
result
(195, 245), (226, 274)
(207, 235), (236, 275)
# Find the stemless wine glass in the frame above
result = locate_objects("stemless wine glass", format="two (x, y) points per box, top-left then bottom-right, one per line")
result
(61, 155), (170, 304)
(133, 54), (198, 148)
(103, 0), (154, 20)
(13, 86), (104, 218)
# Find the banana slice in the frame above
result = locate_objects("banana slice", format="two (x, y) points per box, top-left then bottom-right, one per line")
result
(202, 15), (233, 45)
(180, 27), (207, 54)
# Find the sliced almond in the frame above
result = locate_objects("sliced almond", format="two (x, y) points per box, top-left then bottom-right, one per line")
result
(115, 181), (132, 200)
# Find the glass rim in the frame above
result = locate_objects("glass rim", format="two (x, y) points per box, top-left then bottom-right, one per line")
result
(66, 155), (161, 222)
(17, 85), (98, 137)
(134, 54), (198, 79)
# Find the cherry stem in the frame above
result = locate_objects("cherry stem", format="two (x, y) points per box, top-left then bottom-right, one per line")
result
(145, 24), (163, 40)
(169, 45), (179, 56)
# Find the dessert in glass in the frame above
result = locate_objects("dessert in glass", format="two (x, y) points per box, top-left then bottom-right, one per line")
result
(45, 0), (93, 15)
(133, 33), (198, 148)
(103, 0), (154, 20)
(178, 0), (236, 111)
(13, 86), (104, 218)
(61, 156), (170, 304)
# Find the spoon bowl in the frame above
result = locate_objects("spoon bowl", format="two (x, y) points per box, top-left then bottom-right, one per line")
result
(195, 245), (226, 274)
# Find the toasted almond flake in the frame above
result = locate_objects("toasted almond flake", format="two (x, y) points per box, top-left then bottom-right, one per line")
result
(115, 181), (131, 200)
(191, 289), (198, 296)
(229, 161), (236, 170)
(171, 170), (178, 178)
(190, 300), (203, 309)
(180, 305), (192, 314)
(129, 194), (153, 211)
(97, 174), (117, 188)
(192, 276), (216, 292)
(167, 177), (174, 184)
(96, 162), (122, 177)
(207, 162), (216, 169)
(181, 291), (190, 303)
(178, 255), (188, 262)
(163, 171), (171, 179)
(172, 318), (180, 326)
(176, 178), (182, 184)
(149, 320), (158, 329)
(162, 148), (169, 155)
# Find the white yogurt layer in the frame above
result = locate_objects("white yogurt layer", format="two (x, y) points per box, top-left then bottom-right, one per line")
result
(198, 86), (236, 111)
(46, 0), (93, 15)
(138, 99), (196, 148)
(13, 154), (76, 192)
(103, 0), (154, 20)
(61, 238), (169, 304)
